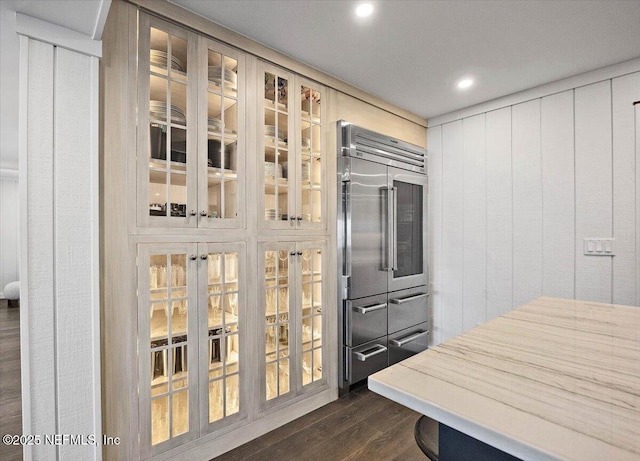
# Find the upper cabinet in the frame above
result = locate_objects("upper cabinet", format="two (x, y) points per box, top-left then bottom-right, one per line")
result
(259, 62), (326, 231)
(137, 14), (245, 229)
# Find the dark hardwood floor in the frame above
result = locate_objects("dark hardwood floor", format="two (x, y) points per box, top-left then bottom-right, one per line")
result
(0, 298), (22, 461)
(213, 383), (428, 461)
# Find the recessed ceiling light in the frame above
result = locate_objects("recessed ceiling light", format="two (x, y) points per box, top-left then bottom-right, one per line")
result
(355, 3), (374, 18)
(457, 78), (474, 90)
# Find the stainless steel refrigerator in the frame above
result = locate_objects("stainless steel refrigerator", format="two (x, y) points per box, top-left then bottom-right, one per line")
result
(337, 121), (429, 393)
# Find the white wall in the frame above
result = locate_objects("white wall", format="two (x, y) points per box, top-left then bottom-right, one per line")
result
(0, 169), (19, 296)
(428, 70), (640, 345)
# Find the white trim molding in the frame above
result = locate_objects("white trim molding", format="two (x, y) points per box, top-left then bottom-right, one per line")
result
(16, 13), (102, 58)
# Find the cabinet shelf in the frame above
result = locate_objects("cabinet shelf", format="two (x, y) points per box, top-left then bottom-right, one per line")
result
(207, 311), (239, 329)
(209, 350), (238, 372)
(151, 370), (188, 390)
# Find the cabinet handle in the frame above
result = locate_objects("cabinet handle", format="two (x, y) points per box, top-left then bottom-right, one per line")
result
(354, 344), (387, 362)
(290, 251), (296, 257)
(390, 330), (429, 347)
(189, 210), (197, 216)
(189, 254), (197, 261)
(200, 210), (207, 217)
(297, 251), (303, 256)
(296, 216), (303, 221)
(200, 254), (208, 260)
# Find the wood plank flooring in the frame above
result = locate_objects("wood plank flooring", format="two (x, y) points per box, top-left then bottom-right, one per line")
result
(0, 299), (22, 461)
(212, 383), (427, 461)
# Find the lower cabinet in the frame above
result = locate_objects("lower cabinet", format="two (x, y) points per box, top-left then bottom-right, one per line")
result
(138, 242), (246, 458)
(259, 241), (326, 408)
(137, 240), (326, 457)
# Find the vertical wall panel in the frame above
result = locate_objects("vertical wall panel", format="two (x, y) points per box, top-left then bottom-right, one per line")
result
(462, 114), (486, 330)
(575, 81), (613, 303)
(0, 172), (19, 295)
(512, 100), (542, 307)
(53, 47), (98, 460)
(636, 104), (640, 307)
(24, 38), (57, 460)
(612, 73), (640, 305)
(541, 90), (575, 298)
(485, 108), (512, 320)
(441, 120), (464, 341)
(427, 126), (443, 345)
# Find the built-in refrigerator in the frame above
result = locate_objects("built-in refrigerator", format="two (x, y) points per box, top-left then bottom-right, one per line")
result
(337, 121), (429, 393)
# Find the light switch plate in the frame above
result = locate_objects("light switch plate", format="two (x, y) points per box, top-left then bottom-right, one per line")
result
(583, 238), (615, 256)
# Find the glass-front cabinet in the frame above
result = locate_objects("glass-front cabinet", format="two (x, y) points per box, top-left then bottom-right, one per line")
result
(138, 242), (246, 457)
(260, 241), (326, 408)
(259, 62), (326, 230)
(138, 15), (245, 229)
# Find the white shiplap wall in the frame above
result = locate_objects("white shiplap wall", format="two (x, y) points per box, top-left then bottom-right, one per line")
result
(20, 37), (101, 460)
(0, 169), (19, 296)
(428, 71), (640, 344)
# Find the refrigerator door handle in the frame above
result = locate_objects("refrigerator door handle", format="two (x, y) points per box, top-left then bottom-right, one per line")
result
(343, 181), (352, 278)
(391, 186), (398, 271)
(354, 344), (388, 362)
(383, 186), (393, 272)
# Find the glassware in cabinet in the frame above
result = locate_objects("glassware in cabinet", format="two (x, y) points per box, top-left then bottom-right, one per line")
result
(260, 242), (325, 408)
(262, 66), (293, 227)
(139, 242), (246, 457)
(259, 64), (326, 230)
(139, 244), (199, 455)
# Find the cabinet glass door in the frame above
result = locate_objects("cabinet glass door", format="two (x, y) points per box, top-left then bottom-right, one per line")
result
(140, 15), (197, 227)
(199, 243), (245, 431)
(299, 245), (324, 387)
(262, 244), (294, 401)
(199, 38), (245, 227)
(298, 80), (324, 229)
(261, 65), (294, 228)
(139, 244), (198, 455)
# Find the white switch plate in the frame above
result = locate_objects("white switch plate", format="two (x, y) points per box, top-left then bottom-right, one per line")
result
(583, 238), (615, 256)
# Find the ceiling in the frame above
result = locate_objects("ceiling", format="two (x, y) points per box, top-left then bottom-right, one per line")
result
(3, 0), (110, 39)
(170, 0), (640, 120)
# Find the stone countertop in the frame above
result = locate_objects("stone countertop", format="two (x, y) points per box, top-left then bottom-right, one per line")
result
(369, 297), (640, 461)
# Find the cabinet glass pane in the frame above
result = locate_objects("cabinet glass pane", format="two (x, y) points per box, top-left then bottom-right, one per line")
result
(146, 251), (191, 446)
(207, 251), (240, 423)
(206, 48), (238, 220)
(265, 249), (291, 400)
(300, 86), (322, 224)
(301, 248), (322, 387)
(393, 181), (423, 277)
(264, 72), (289, 222)
(148, 28), (190, 219)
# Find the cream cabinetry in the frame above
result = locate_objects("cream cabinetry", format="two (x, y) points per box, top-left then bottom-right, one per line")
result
(102, 1), (425, 459)
(138, 14), (245, 229)
(259, 62), (326, 230)
(137, 243), (246, 457)
(259, 241), (326, 408)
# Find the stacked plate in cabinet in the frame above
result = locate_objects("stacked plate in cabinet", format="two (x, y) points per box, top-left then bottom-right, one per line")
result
(281, 162), (310, 181)
(301, 137), (311, 149)
(208, 117), (223, 133)
(208, 66), (237, 89)
(150, 100), (186, 125)
(264, 125), (284, 142)
(150, 50), (184, 72)
(265, 209), (281, 221)
(264, 162), (283, 179)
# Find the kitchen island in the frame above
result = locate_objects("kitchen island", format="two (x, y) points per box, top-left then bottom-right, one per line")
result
(369, 297), (640, 461)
